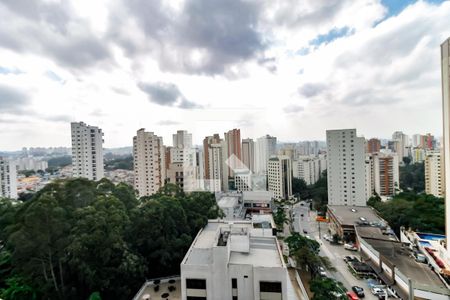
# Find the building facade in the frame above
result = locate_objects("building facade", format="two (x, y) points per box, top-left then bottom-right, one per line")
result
(133, 129), (166, 197)
(292, 156), (322, 185)
(254, 135), (277, 175)
(224, 129), (242, 177)
(0, 157), (17, 199)
(180, 219), (288, 300)
(327, 129), (367, 206)
(425, 151), (444, 197)
(203, 136), (228, 192)
(242, 138), (255, 172)
(71, 122), (104, 180)
(367, 138), (381, 153)
(267, 156), (292, 200)
(366, 152), (400, 197)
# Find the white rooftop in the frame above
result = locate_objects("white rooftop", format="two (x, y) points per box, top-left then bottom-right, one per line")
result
(217, 196), (239, 209)
(182, 220), (284, 268)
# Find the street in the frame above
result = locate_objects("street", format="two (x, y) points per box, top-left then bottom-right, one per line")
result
(292, 202), (378, 300)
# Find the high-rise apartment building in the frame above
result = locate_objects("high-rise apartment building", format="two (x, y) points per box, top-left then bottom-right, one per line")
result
(254, 135), (277, 175)
(292, 156), (322, 185)
(441, 37), (450, 256)
(0, 157), (17, 199)
(242, 138), (255, 172)
(425, 151), (444, 197)
(392, 131), (409, 159)
(224, 129), (242, 176)
(366, 152), (399, 197)
(367, 138), (381, 153)
(267, 155), (292, 200)
(203, 135), (228, 192)
(327, 129), (367, 206)
(71, 122), (104, 180)
(133, 129), (166, 197)
(168, 130), (197, 192)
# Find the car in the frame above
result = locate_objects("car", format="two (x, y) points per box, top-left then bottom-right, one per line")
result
(346, 291), (360, 300)
(352, 286), (365, 298)
(371, 287), (384, 295)
(344, 243), (358, 251)
(318, 266), (327, 277)
(344, 256), (358, 262)
(415, 253), (427, 263)
(303, 229), (308, 234)
(331, 291), (344, 298)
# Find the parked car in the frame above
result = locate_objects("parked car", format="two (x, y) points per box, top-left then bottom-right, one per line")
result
(318, 266), (327, 277)
(344, 243), (358, 251)
(344, 256), (358, 262)
(415, 253), (427, 263)
(371, 287), (385, 296)
(346, 291), (360, 300)
(352, 286), (365, 298)
(331, 291), (344, 298)
(323, 234), (332, 242)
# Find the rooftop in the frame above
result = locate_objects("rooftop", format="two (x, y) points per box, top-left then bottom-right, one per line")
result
(217, 196), (239, 209)
(132, 277), (181, 300)
(328, 205), (384, 226)
(357, 226), (447, 290)
(182, 220), (284, 268)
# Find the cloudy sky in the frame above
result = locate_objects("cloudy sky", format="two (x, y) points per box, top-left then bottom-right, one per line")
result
(0, 0), (449, 150)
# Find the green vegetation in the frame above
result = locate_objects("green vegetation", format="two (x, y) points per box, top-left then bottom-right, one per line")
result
(273, 207), (289, 230)
(399, 162), (425, 193)
(18, 170), (36, 177)
(310, 277), (346, 300)
(368, 192), (444, 235)
(0, 179), (221, 300)
(105, 156), (133, 171)
(292, 171), (328, 212)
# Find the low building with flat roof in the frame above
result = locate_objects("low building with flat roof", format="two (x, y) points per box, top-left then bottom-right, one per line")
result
(180, 219), (288, 300)
(327, 205), (386, 241)
(357, 226), (450, 300)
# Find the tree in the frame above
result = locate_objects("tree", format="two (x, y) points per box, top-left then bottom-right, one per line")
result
(310, 277), (346, 300)
(399, 162), (424, 192)
(402, 156), (411, 165)
(273, 207), (289, 230)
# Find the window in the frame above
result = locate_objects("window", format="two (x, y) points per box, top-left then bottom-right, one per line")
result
(186, 279), (206, 289)
(260, 281), (282, 293)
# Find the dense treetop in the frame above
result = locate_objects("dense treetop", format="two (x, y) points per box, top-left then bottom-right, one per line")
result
(0, 179), (221, 300)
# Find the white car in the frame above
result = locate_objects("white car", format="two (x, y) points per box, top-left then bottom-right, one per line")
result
(371, 287), (385, 295)
(318, 266), (327, 277)
(344, 243), (358, 251)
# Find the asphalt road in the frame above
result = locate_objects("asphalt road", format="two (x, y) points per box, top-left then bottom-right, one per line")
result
(292, 202), (379, 300)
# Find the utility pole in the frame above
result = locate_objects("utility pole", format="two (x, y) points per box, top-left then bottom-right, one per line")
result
(318, 220), (321, 239)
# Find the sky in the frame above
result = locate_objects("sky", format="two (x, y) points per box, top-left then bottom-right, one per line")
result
(0, 0), (449, 151)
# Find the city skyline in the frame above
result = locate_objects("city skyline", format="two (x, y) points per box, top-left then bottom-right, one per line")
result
(1, 0), (450, 150)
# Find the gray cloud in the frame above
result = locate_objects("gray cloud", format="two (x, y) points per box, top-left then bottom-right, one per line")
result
(298, 83), (327, 98)
(41, 114), (73, 122)
(0, 84), (29, 113)
(0, 1), (112, 71)
(110, 0), (267, 75)
(138, 82), (202, 109)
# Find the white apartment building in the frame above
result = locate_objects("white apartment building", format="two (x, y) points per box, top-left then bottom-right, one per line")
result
(133, 129), (166, 197)
(366, 152), (400, 197)
(234, 168), (252, 192)
(392, 131), (410, 159)
(0, 157), (17, 199)
(425, 151), (444, 197)
(292, 156), (325, 185)
(254, 135), (277, 175)
(327, 129), (367, 206)
(180, 219), (288, 300)
(71, 122), (104, 180)
(241, 138), (255, 172)
(15, 157), (48, 171)
(168, 130), (197, 192)
(267, 155), (292, 200)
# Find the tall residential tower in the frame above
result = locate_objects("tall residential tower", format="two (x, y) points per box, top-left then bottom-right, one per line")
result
(133, 129), (166, 197)
(327, 129), (367, 206)
(71, 122), (104, 180)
